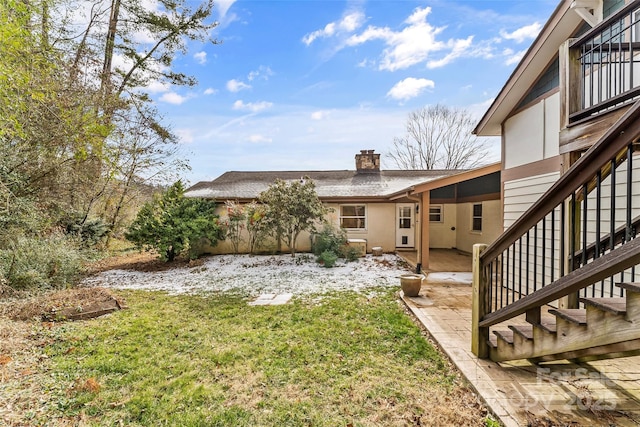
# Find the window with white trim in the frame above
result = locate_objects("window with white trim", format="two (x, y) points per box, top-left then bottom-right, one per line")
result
(633, 9), (640, 42)
(472, 203), (483, 232)
(429, 205), (443, 222)
(340, 205), (366, 229)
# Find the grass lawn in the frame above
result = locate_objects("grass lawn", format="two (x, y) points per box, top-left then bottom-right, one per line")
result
(6, 289), (491, 426)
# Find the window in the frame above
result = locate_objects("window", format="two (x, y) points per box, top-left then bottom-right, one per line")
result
(472, 203), (482, 232)
(398, 206), (412, 229)
(429, 205), (443, 222)
(633, 9), (640, 42)
(340, 205), (366, 229)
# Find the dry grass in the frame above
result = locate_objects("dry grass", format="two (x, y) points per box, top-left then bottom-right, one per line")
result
(0, 287), (119, 321)
(0, 288), (493, 426)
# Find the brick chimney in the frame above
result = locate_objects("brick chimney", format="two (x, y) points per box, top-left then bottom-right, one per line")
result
(355, 150), (380, 173)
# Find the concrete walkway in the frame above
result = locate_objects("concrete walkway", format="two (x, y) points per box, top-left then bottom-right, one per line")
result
(401, 276), (640, 427)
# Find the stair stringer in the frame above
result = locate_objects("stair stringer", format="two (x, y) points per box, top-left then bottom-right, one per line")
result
(489, 289), (640, 362)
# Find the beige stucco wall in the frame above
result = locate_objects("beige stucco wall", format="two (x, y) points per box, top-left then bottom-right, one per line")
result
(200, 202), (404, 255)
(454, 200), (502, 253)
(325, 202), (400, 253)
(428, 204), (457, 248)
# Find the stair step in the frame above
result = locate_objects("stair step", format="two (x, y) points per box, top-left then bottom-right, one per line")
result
(617, 282), (640, 293)
(548, 308), (587, 325)
(509, 324), (533, 340)
(580, 297), (627, 315)
(537, 321), (557, 334)
(493, 329), (514, 345)
(488, 334), (497, 349)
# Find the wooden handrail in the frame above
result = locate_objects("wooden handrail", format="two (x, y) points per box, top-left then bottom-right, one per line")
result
(480, 100), (640, 264)
(479, 236), (640, 328)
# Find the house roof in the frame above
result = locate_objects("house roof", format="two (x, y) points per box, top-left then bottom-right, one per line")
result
(411, 162), (501, 194)
(474, 0), (583, 136)
(184, 169), (464, 202)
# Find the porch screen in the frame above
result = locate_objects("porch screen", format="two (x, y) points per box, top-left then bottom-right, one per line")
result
(340, 205), (366, 229)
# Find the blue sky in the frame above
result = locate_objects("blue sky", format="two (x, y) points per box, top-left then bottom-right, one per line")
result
(150, 0), (559, 184)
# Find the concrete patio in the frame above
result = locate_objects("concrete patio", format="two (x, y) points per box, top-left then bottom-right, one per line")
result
(400, 268), (640, 426)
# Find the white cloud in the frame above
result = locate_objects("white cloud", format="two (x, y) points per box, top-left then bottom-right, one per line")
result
(248, 134), (273, 143)
(204, 88), (217, 95)
(427, 36), (473, 68)
(387, 77), (434, 101)
(504, 48), (527, 66)
(500, 22), (542, 43)
(194, 51), (207, 65)
(160, 92), (188, 105)
(146, 80), (171, 94)
(175, 128), (194, 144)
(248, 66), (274, 81)
(345, 6), (474, 72)
(302, 11), (365, 45)
(227, 79), (252, 92)
(311, 110), (331, 120)
(216, 0), (238, 24)
(232, 100), (273, 112)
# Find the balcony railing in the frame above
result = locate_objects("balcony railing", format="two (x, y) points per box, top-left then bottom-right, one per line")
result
(569, 0), (640, 122)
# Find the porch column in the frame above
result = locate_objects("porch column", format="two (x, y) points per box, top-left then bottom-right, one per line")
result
(559, 38), (580, 130)
(471, 243), (489, 358)
(420, 191), (430, 271)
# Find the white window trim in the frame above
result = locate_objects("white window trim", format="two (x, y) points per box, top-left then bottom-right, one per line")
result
(633, 9), (640, 42)
(339, 204), (367, 230)
(472, 203), (483, 232)
(429, 205), (443, 223)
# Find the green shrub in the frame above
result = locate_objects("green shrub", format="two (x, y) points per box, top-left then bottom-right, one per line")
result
(318, 250), (338, 268)
(0, 233), (85, 291)
(312, 224), (347, 256)
(341, 245), (361, 262)
(60, 213), (111, 247)
(126, 181), (223, 261)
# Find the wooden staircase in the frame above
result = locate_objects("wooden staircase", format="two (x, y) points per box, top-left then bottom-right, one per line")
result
(488, 283), (640, 362)
(472, 101), (640, 363)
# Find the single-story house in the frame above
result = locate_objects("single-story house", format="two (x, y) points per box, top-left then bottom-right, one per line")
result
(185, 150), (502, 270)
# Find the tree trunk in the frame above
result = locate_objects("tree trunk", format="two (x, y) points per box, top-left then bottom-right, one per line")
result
(101, 0), (121, 98)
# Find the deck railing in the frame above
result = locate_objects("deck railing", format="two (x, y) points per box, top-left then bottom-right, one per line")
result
(472, 101), (640, 357)
(570, 0), (640, 122)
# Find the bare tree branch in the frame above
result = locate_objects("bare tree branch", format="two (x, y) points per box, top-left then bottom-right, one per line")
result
(387, 104), (489, 170)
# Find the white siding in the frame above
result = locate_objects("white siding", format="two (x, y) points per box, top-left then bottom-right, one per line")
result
(578, 153), (640, 297)
(504, 93), (560, 169)
(504, 102), (544, 169)
(544, 92), (560, 158)
(503, 172), (561, 229)
(503, 172), (562, 292)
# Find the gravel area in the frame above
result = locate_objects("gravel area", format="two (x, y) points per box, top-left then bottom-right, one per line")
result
(81, 253), (415, 297)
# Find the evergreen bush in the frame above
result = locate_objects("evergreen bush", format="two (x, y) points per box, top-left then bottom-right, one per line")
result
(312, 224), (347, 256)
(318, 250), (338, 268)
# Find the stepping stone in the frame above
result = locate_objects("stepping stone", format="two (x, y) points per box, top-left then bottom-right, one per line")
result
(249, 293), (293, 306)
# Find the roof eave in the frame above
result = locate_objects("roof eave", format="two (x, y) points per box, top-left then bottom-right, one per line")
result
(474, 0), (581, 137)
(411, 163), (501, 194)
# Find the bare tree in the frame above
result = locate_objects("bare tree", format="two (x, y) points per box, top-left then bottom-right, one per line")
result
(387, 104), (489, 170)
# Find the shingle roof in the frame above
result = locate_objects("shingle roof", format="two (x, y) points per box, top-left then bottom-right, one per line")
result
(185, 169), (464, 201)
